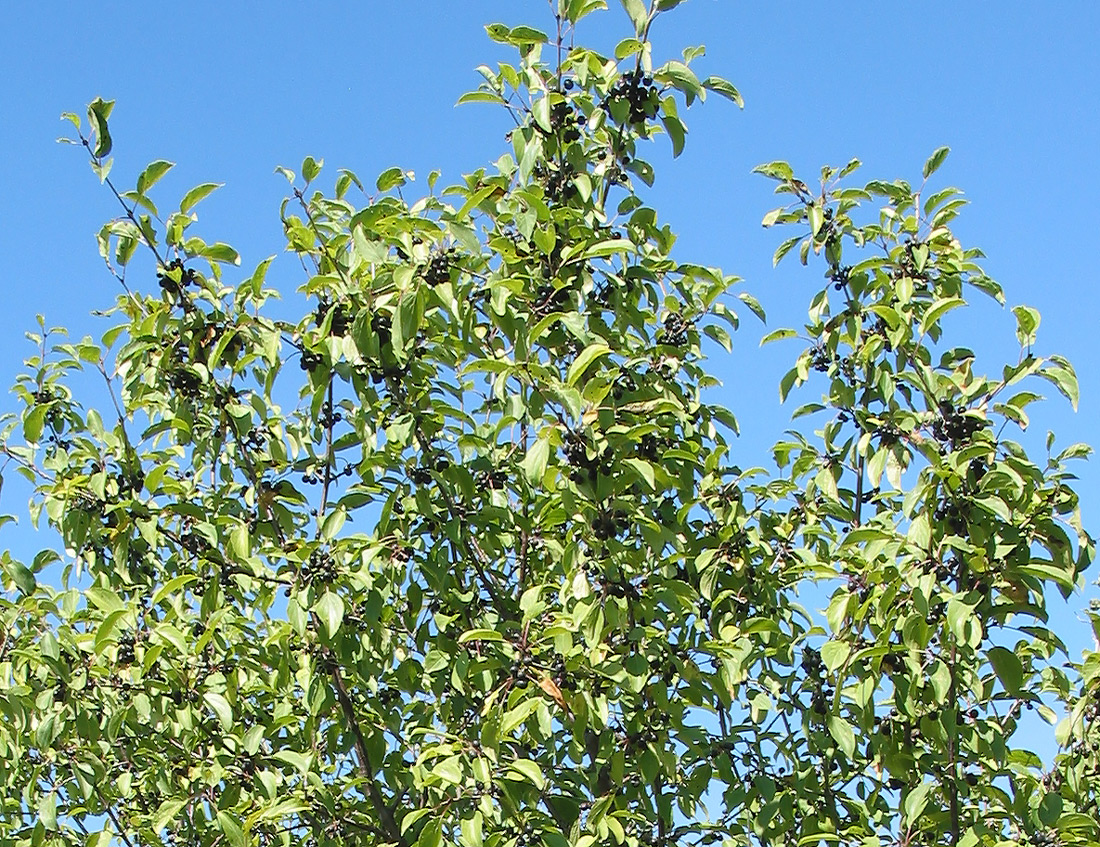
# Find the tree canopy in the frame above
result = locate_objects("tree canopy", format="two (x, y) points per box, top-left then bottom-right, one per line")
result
(1, 2), (1098, 846)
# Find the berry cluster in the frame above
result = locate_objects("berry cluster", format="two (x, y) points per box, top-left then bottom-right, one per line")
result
(1040, 769), (1064, 792)
(874, 421), (902, 447)
(422, 246), (460, 286)
(116, 630), (136, 665)
(1028, 830), (1060, 847)
(829, 264), (851, 290)
(933, 500), (971, 536)
(562, 430), (612, 482)
(318, 401), (343, 429)
(178, 529), (207, 556)
(315, 300), (351, 336)
(475, 468), (508, 490)
(301, 549), (338, 585)
(800, 646), (834, 715)
(157, 258), (197, 299)
(592, 508), (629, 541)
(299, 350), (323, 372)
(866, 317), (894, 352)
(532, 282), (572, 317)
(900, 239), (931, 282)
(636, 432), (674, 461)
(603, 69), (660, 125)
(656, 311), (691, 348)
(372, 312), (392, 339)
(611, 368), (637, 400)
(241, 428), (267, 452)
(167, 368), (202, 398)
(533, 161), (578, 202)
(846, 574), (871, 604)
(376, 686), (402, 707)
(301, 463), (355, 485)
(932, 402), (986, 447)
(547, 97), (584, 142)
(113, 468), (146, 496)
(498, 822), (539, 843)
(1084, 684), (1100, 721)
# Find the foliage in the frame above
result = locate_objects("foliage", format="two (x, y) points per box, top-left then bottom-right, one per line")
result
(1, 2), (1098, 846)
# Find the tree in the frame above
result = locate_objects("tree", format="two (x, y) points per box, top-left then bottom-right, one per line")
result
(1, 1), (1097, 846)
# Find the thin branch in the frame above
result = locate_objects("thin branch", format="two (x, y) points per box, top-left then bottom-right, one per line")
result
(96, 790), (137, 847)
(326, 653), (404, 844)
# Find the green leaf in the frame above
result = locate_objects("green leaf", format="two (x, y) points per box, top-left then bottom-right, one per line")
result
(532, 96), (553, 134)
(501, 699), (541, 734)
(661, 114), (686, 157)
(561, 238), (632, 263)
(321, 505), (347, 541)
(521, 436), (551, 485)
(620, 0), (648, 35)
(772, 235), (801, 267)
(507, 25), (549, 43)
(87, 97), (114, 157)
(457, 628), (506, 644)
(655, 61), (702, 103)
(918, 297), (965, 335)
(456, 91), (507, 107)
(1038, 792), (1063, 827)
(180, 182), (222, 214)
(904, 783), (932, 821)
(1040, 355), (1079, 411)
(153, 799), (187, 832)
(615, 37), (645, 60)
(434, 755), (464, 784)
(1012, 304), (1041, 346)
(216, 811), (247, 847)
(402, 809), (433, 835)
(94, 609), (127, 655)
(702, 76), (743, 107)
(566, 343), (610, 387)
(136, 159), (174, 194)
(753, 160), (794, 181)
(314, 592), (345, 639)
(460, 813), (484, 847)
(38, 792), (57, 831)
(456, 185), (496, 221)
(272, 749), (313, 774)
(828, 715), (856, 758)
(623, 457), (656, 490)
(5, 559), (37, 595)
(376, 166), (408, 192)
(987, 645), (1024, 695)
(820, 640), (850, 672)
(760, 328), (796, 346)
(23, 405), (46, 444)
(202, 242), (241, 265)
(86, 586), (125, 615)
(418, 820), (443, 847)
(204, 691), (234, 730)
(301, 155), (323, 183)
(229, 522), (250, 561)
(395, 291), (424, 356)
(507, 758), (546, 789)
(922, 146), (950, 179)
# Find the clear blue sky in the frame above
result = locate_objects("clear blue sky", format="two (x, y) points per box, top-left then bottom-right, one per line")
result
(2, 2), (1098, 640)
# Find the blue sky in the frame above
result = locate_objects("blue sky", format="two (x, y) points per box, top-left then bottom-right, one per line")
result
(2, 1), (1098, 644)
